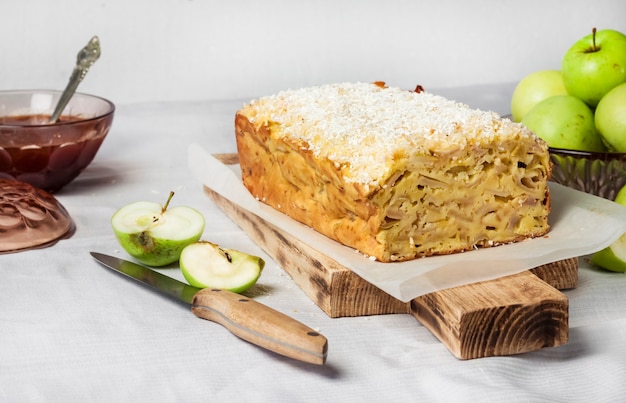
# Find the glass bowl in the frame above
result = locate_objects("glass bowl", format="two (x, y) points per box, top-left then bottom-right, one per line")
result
(0, 90), (115, 192)
(549, 147), (626, 201)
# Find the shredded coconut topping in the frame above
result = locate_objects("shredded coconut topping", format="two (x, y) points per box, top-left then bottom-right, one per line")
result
(241, 82), (542, 185)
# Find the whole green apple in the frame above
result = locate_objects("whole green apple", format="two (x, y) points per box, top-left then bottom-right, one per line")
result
(562, 28), (626, 108)
(180, 241), (264, 293)
(521, 95), (606, 151)
(590, 185), (626, 272)
(595, 82), (626, 151)
(510, 70), (567, 122)
(112, 192), (205, 266)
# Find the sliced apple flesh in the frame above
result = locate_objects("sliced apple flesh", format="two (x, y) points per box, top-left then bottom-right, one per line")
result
(180, 241), (264, 293)
(111, 192), (205, 267)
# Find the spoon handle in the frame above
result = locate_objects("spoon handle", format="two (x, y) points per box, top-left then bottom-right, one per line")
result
(50, 36), (101, 123)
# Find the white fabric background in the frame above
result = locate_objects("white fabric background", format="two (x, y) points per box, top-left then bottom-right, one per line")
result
(1, 91), (625, 402)
(1, 0), (625, 103)
(2, 1), (626, 401)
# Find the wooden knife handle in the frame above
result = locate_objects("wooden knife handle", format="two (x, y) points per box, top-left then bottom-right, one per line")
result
(191, 288), (328, 365)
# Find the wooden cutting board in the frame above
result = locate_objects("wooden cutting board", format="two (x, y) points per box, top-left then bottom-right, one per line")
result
(206, 154), (578, 360)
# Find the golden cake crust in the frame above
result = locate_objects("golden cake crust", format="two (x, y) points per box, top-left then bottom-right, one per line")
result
(235, 82), (551, 262)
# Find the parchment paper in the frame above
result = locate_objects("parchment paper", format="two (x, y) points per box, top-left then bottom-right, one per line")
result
(189, 144), (626, 301)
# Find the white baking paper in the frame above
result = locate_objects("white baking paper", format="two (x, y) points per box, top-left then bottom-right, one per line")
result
(188, 143), (626, 302)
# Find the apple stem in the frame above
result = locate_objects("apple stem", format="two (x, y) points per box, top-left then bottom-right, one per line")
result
(592, 27), (597, 51)
(162, 191), (175, 213)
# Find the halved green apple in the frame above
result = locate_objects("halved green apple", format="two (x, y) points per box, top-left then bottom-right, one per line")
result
(590, 186), (626, 273)
(112, 192), (205, 267)
(180, 241), (264, 293)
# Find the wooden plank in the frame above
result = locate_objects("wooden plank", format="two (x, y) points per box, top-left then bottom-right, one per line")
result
(529, 258), (578, 290)
(205, 185), (577, 304)
(205, 153), (577, 358)
(204, 186), (410, 317)
(411, 271), (569, 359)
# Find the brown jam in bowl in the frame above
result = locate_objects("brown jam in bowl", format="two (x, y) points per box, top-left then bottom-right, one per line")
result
(0, 90), (115, 192)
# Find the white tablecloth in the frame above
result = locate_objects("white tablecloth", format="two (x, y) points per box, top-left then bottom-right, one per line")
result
(1, 86), (625, 402)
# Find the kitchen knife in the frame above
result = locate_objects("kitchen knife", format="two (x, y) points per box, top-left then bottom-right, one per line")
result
(90, 252), (328, 365)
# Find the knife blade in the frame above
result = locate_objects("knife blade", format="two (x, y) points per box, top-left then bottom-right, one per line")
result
(90, 252), (328, 365)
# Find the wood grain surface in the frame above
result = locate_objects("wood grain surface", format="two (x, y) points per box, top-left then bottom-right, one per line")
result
(206, 154), (577, 359)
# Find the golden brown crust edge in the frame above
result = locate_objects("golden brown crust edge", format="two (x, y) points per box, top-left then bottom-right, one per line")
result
(235, 113), (387, 259)
(235, 112), (551, 263)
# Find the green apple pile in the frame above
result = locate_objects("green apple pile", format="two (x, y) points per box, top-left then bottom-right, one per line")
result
(511, 28), (626, 152)
(111, 192), (264, 292)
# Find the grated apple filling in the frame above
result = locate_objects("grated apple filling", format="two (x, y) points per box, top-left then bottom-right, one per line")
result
(373, 141), (549, 260)
(235, 82), (551, 262)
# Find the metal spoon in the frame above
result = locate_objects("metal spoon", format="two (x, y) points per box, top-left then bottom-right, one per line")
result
(49, 36), (101, 123)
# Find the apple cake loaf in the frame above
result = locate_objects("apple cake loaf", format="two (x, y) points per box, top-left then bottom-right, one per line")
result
(235, 82), (551, 262)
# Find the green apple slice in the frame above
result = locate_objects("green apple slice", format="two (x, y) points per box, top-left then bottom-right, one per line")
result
(180, 241), (265, 293)
(112, 192), (205, 267)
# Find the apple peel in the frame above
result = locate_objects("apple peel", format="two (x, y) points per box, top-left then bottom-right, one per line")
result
(591, 234), (626, 273)
(590, 185), (626, 273)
